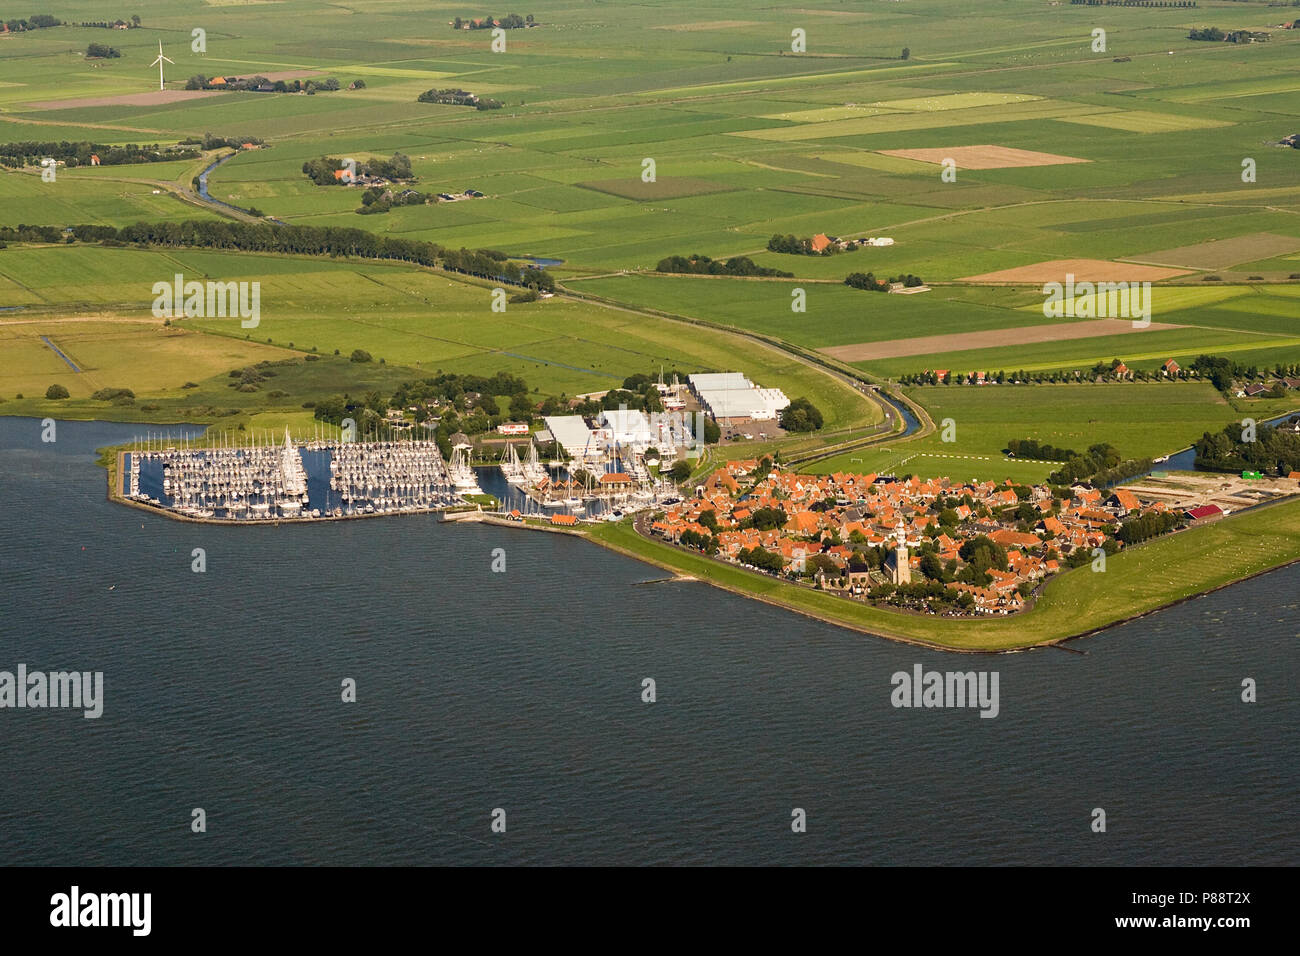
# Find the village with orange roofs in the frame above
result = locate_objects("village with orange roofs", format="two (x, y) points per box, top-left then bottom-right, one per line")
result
(641, 457), (1296, 617)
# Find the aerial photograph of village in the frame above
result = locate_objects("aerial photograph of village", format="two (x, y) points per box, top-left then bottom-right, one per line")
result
(0, 0), (1294, 909)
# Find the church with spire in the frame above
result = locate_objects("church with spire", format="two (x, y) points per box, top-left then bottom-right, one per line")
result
(889, 517), (911, 585)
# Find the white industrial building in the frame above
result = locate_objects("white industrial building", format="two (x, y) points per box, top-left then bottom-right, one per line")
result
(543, 415), (600, 461)
(688, 373), (791, 424)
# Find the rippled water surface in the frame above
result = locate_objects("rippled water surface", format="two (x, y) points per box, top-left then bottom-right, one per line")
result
(1, 418), (1296, 865)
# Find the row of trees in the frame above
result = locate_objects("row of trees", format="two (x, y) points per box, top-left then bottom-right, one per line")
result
(187, 75), (343, 93)
(1005, 438), (1080, 463)
(453, 14), (534, 29)
(654, 253), (792, 277)
(1116, 511), (1183, 545)
(0, 140), (199, 168)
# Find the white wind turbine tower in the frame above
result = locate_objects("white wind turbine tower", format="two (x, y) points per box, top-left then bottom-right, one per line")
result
(150, 40), (173, 92)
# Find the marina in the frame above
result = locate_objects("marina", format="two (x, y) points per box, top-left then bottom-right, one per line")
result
(121, 427), (465, 521)
(115, 426), (682, 524)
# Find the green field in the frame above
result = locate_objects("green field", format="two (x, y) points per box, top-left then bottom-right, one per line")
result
(2, 0), (1299, 613)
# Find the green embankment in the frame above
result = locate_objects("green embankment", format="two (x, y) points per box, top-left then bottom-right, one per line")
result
(585, 498), (1300, 651)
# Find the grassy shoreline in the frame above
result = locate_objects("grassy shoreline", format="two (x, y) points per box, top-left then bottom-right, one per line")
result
(582, 500), (1300, 652)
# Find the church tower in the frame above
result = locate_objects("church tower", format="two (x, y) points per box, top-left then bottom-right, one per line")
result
(890, 517), (911, 585)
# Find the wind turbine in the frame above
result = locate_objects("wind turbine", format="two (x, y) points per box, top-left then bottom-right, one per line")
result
(150, 40), (173, 92)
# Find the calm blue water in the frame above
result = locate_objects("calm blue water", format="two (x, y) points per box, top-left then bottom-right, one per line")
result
(1, 418), (1296, 865)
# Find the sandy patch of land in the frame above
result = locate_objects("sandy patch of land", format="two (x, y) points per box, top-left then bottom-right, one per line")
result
(877, 145), (1089, 169)
(820, 318), (1184, 362)
(28, 89), (226, 110)
(653, 20), (758, 31)
(959, 259), (1191, 283)
(1124, 233), (1300, 271)
(1125, 471), (1299, 514)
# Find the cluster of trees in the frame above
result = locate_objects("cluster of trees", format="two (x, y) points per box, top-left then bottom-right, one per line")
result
(654, 253), (792, 277)
(868, 579), (977, 611)
(780, 397), (823, 432)
(739, 546), (786, 572)
(1116, 511), (1183, 546)
(1047, 442), (1151, 487)
(85, 42), (121, 58)
(302, 153), (413, 185)
(678, 528), (719, 554)
(767, 234), (844, 256)
(1005, 438), (1079, 462)
(44, 384), (69, 399)
(0, 140), (199, 169)
(179, 133), (264, 150)
(1195, 421), (1300, 476)
(358, 187), (431, 215)
(416, 88), (503, 110)
(4, 14), (62, 31)
(453, 14), (534, 29)
(844, 272), (923, 291)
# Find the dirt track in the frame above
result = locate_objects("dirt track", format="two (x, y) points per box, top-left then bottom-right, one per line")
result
(820, 318), (1184, 362)
(959, 258), (1191, 283)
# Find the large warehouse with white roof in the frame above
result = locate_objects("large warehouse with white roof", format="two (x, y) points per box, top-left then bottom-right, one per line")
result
(688, 373), (791, 424)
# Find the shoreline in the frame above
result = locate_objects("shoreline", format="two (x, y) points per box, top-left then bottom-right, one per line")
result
(101, 449), (1300, 654)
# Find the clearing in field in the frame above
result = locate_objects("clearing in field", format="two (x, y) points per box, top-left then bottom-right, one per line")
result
(652, 20), (758, 31)
(819, 318), (1185, 363)
(959, 259), (1191, 283)
(26, 90), (227, 110)
(1055, 110), (1231, 134)
(576, 178), (735, 201)
(876, 145), (1088, 170)
(1124, 233), (1300, 271)
(869, 92), (1041, 112)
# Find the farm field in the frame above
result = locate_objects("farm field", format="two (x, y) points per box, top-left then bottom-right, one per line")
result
(0, 245), (880, 432)
(809, 383), (1298, 484)
(0, 0), (1295, 466)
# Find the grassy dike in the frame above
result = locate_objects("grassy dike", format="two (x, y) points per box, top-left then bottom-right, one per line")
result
(585, 498), (1300, 652)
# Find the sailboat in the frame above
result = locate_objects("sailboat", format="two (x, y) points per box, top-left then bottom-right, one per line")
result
(500, 442), (527, 484)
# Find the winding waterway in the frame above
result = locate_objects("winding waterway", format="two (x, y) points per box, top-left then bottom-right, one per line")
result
(0, 418), (1295, 865)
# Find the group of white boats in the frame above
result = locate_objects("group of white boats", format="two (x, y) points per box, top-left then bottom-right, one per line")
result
(125, 428), (470, 520)
(496, 440), (674, 517)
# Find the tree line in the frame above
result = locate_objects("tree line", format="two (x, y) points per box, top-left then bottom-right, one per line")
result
(0, 221), (556, 290)
(654, 253), (792, 277)
(0, 140), (200, 169)
(416, 88), (503, 110)
(453, 14), (534, 29)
